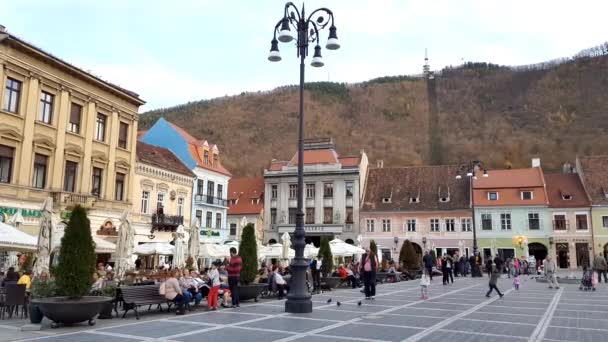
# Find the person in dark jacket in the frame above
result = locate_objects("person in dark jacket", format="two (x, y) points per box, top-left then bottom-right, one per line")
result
(422, 251), (434, 280)
(485, 258), (493, 278)
(360, 248), (379, 300)
(469, 255), (478, 277)
(486, 264), (504, 298)
(226, 247), (242, 308)
(2, 267), (19, 286)
(441, 254), (454, 285)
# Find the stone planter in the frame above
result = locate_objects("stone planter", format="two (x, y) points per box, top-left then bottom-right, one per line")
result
(31, 296), (112, 328)
(238, 283), (268, 302)
(97, 301), (114, 319)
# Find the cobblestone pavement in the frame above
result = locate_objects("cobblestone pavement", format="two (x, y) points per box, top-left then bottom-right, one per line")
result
(5, 276), (608, 342)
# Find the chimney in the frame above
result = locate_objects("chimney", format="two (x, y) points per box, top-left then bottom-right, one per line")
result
(377, 160), (384, 168)
(531, 158), (541, 168)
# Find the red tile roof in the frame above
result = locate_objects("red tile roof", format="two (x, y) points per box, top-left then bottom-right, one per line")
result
(544, 173), (590, 208)
(136, 142), (195, 177)
(268, 148), (360, 171)
(578, 155), (608, 205)
(227, 177), (264, 215)
(166, 120), (232, 176)
(137, 130), (147, 140)
(473, 168), (548, 206)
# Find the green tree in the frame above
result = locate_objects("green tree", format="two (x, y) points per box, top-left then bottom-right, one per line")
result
(370, 240), (378, 256)
(238, 223), (258, 284)
(317, 237), (333, 276)
(399, 240), (419, 269)
(54, 206), (96, 298)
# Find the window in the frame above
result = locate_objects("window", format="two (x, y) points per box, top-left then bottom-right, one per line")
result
(345, 181), (354, 197)
(553, 214), (567, 230)
(289, 184), (298, 199)
(115, 173), (125, 201)
(306, 183), (315, 199)
(430, 218), (440, 232)
(95, 113), (106, 141)
(216, 213), (222, 228)
(3, 78), (21, 113)
(500, 213), (511, 230)
(461, 218), (472, 232)
(0, 145), (14, 183)
(521, 191), (533, 200)
(271, 185), (278, 199)
(195, 210), (203, 227)
(270, 208), (277, 225)
(603, 216), (608, 228)
(289, 208), (296, 224)
(157, 193), (164, 211)
(439, 196), (450, 203)
(406, 219), (416, 232)
(410, 197), (420, 203)
(445, 218), (455, 232)
(213, 153), (218, 165)
(346, 207), (353, 223)
(230, 223), (237, 236)
(488, 192), (498, 201)
(207, 181), (214, 197)
(118, 122), (128, 149)
(217, 184), (223, 199)
(323, 183), (333, 198)
(382, 197), (391, 203)
(32, 154), (47, 189)
(481, 214), (492, 230)
(528, 213), (540, 230)
(204, 151), (209, 165)
(324, 207), (333, 224)
(177, 198), (184, 217)
(141, 191), (149, 214)
(68, 103), (82, 133)
(306, 207), (315, 224)
(382, 219), (391, 232)
(366, 219), (375, 232)
(576, 214), (588, 230)
(91, 167), (102, 197)
(562, 194), (572, 200)
(38, 91), (54, 124)
(63, 161), (78, 192)
(206, 212), (212, 227)
(197, 180), (204, 195)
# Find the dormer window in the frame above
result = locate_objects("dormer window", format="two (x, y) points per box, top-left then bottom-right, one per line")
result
(203, 150), (209, 165)
(521, 191), (533, 200)
(562, 194), (572, 200)
(382, 197), (391, 203)
(439, 196), (450, 203)
(213, 153), (218, 165)
(488, 192), (498, 201)
(410, 197), (420, 203)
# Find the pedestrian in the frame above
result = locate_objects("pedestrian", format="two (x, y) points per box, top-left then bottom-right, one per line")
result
(544, 256), (559, 289)
(226, 247), (242, 308)
(420, 268), (431, 300)
(458, 255), (466, 277)
(441, 254), (453, 285)
(485, 258), (493, 278)
(311, 255), (322, 294)
(593, 253), (608, 283)
(207, 264), (220, 310)
(468, 254), (477, 277)
(422, 251), (434, 281)
(360, 247), (379, 300)
(486, 264), (504, 298)
(513, 273), (520, 290)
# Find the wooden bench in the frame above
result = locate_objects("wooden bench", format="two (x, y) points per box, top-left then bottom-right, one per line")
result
(120, 285), (171, 319)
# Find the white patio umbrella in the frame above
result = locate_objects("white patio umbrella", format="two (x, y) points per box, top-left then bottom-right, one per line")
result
(264, 243), (294, 259)
(0, 221), (37, 251)
(188, 226), (200, 271)
(240, 216), (248, 240)
(8, 210), (24, 227)
(281, 232), (291, 260)
(115, 209), (134, 279)
(330, 238), (365, 257)
(490, 238), (498, 257)
(199, 243), (230, 259)
(33, 197), (54, 276)
(134, 242), (175, 255)
(304, 243), (319, 259)
(458, 240), (465, 257)
(173, 225), (186, 269)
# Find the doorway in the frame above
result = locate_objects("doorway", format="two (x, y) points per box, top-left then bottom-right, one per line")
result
(497, 248), (515, 261)
(556, 243), (569, 269)
(576, 243), (590, 268)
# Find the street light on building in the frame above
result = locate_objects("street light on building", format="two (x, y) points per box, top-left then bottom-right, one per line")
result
(268, 2), (340, 314)
(455, 161), (488, 257)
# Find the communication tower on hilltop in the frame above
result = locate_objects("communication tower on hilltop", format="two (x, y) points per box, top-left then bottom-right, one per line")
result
(423, 48), (434, 79)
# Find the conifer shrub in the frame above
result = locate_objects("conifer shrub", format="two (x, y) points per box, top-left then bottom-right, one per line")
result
(238, 223), (258, 284)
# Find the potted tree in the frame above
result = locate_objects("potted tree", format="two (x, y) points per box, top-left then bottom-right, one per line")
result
(319, 237), (340, 289)
(237, 224), (266, 301)
(31, 206), (112, 327)
(97, 285), (116, 319)
(29, 278), (56, 324)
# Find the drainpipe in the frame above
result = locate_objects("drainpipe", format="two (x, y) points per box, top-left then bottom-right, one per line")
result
(590, 206), (596, 259)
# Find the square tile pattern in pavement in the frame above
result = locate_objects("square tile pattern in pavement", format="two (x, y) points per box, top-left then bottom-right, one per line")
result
(11, 276), (608, 342)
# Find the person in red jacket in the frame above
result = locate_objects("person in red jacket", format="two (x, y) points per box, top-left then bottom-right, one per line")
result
(226, 247), (242, 308)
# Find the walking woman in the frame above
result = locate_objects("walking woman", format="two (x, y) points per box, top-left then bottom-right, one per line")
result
(360, 247), (379, 300)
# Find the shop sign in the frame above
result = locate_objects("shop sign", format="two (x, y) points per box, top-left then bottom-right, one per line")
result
(0, 207), (42, 218)
(200, 229), (220, 237)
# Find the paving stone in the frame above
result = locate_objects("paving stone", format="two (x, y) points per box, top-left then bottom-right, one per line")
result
(393, 307), (460, 317)
(27, 333), (142, 342)
(550, 317), (608, 330)
(238, 316), (336, 333)
(411, 302), (470, 310)
(477, 305), (546, 316)
(173, 327), (292, 342)
(465, 312), (542, 324)
(98, 320), (213, 338)
(284, 309), (364, 321)
(543, 326), (608, 342)
(321, 322), (421, 341)
(233, 304), (286, 315)
(358, 314), (438, 328)
(429, 330), (527, 342)
(291, 335), (367, 342)
(443, 319), (535, 338)
(553, 310), (608, 320)
(173, 311), (266, 325)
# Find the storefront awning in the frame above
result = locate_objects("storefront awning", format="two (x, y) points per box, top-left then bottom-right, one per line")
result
(0, 222), (37, 252)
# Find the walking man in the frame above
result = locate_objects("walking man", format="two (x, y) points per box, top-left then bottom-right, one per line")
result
(544, 256), (559, 289)
(486, 263), (504, 298)
(226, 247), (242, 307)
(311, 255), (322, 294)
(423, 251), (434, 281)
(593, 253), (608, 283)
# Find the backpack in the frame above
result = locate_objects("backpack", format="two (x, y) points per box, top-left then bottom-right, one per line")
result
(159, 281), (166, 296)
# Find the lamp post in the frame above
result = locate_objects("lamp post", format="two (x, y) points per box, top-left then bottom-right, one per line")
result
(455, 161), (488, 262)
(268, 2), (340, 314)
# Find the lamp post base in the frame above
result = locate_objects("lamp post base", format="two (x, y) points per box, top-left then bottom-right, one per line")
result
(285, 295), (313, 313)
(284, 257), (312, 313)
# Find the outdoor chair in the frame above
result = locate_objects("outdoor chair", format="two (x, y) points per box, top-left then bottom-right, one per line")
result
(2, 284), (26, 319)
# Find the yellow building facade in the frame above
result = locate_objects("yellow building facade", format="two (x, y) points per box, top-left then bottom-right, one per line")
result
(0, 29), (145, 244)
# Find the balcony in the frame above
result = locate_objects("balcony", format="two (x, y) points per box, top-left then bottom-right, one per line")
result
(51, 191), (95, 209)
(553, 220), (570, 231)
(277, 224), (344, 234)
(152, 214), (184, 232)
(194, 194), (227, 207)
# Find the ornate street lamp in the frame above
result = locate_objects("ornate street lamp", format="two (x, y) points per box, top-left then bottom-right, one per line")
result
(268, 2), (340, 314)
(455, 161), (488, 261)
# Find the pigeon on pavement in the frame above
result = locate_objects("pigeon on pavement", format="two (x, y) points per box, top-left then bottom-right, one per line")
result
(337, 301), (341, 306)
(357, 301), (362, 306)
(326, 298), (332, 303)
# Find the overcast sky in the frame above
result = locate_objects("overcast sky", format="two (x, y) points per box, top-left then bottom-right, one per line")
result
(2, 0), (607, 110)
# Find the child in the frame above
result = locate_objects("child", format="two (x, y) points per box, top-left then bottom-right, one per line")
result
(591, 269), (598, 291)
(420, 268), (431, 300)
(513, 273), (520, 290)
